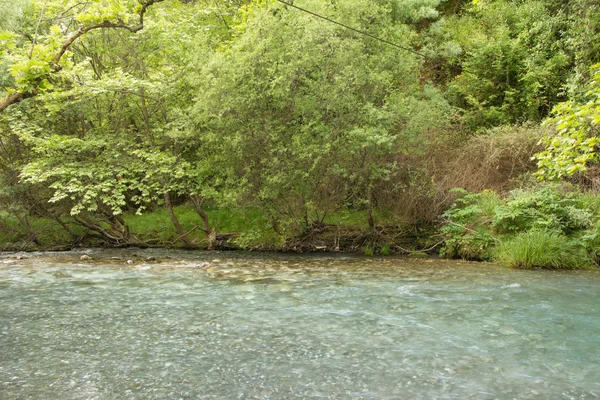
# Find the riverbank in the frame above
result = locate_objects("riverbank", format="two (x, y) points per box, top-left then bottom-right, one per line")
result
(0, 206), (440, 255)
(4, 182), (600, 270)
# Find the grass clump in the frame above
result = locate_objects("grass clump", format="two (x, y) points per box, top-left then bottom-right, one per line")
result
(363, 247), (375, 256)
(494, 230), (591, 269)
(380, 244), (391, 255)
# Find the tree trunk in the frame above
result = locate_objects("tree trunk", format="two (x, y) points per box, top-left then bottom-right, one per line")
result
(189, 194), (212, 234)
(164, 192), (195, 248)
(366, 185), (375, 231)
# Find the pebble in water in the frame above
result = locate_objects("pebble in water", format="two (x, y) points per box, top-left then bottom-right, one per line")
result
(0, 250), (598, 400)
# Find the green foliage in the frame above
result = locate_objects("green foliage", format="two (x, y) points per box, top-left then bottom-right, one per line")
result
(494, 229), (591, 269)
(0, 1), (31, 31)
(492, 185), (593, 234)
(555, 0), (600, 94)
(440, 189), (501, 259)
(387, 0), (443, 23)
(427, 0), (596, 127)
(1, 0), (163, 99)
(442, 184), (600, 267)
(2, 0), (600, 255)
(6, 0), (235, 218)
(380, 243), (391, 255)
(186, 0), (451, 230)
(575, 221), (600, 267)
(535, 64), (600, 180)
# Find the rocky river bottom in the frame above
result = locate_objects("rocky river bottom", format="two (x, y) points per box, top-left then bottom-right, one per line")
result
(0, 249), (599, 399)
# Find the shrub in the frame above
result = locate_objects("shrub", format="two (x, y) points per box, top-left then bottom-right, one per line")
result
(441, 184), (600, 264)
(440, 189), (501, 260)
(535, 63), (600, 181)
(574, 221), (600, 267)
(436, 125), (545, 194)
(494, 230), (591, 269)
(492, 185), (594, 234)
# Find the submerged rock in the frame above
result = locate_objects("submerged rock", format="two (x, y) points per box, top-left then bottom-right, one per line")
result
(193, 262), (211, 269)
(52, 271), (73, 278)
(407, 252), (428, 258)
(80, 255), (93, 261)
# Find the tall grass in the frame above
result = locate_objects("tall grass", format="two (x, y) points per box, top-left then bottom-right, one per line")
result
(494, 230), (591, 269)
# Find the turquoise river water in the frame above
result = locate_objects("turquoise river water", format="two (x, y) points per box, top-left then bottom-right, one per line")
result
(0, 249), (599, 399)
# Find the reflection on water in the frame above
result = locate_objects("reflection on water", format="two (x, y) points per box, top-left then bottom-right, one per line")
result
(1, 249), (599, 399)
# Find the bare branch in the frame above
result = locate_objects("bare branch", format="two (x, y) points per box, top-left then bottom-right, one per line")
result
(30, 0), (49, 59)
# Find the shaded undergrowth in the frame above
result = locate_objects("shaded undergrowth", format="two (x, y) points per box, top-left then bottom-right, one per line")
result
(441, 183), (600, 269)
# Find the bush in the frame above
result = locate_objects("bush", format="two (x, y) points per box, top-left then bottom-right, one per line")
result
(494, 230), (591, 269)
(441, 184), (600, 266)
(492, 185), (594, 234)
(574, 221), (600, 267)
(440, 189), (501, 260)
(402, 124), (544, 227)
(430, 125), (545, 193)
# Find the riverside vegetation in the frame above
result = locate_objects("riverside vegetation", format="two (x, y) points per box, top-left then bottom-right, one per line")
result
(1, 0), (600, 268)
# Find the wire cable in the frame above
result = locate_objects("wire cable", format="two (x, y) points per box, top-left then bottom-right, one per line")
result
(274, 0), (427, 58)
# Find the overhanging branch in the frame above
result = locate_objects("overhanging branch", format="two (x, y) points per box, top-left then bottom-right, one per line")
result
(0, 0), (166, 113)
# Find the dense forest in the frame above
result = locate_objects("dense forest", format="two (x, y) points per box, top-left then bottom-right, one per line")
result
(1, 0), (600, 268)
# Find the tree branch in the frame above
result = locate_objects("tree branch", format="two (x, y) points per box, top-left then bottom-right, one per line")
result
(0, 91), (38, 113)
(0, 0), (166, 112)
(164, 192), (196, 248)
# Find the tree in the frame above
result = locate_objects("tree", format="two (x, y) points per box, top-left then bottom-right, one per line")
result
(0, 0), (165, 113)
(187, 0), (451, 232)
(535, 64), (600, 180)
(423, 0), (597, 127)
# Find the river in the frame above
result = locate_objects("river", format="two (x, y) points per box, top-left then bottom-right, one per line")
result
(1, 249), (599, 399)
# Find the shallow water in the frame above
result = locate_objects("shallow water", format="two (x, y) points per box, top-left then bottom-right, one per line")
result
(0, 249), (599, 399)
